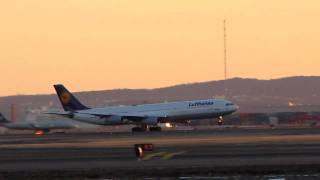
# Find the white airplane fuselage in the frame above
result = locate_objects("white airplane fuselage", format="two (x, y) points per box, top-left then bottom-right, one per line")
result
(68, 99), (238, 125)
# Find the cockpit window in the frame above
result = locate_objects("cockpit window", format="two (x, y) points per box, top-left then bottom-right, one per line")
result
(225, 103), (234, 106)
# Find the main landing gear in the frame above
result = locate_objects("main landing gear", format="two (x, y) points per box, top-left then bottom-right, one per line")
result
(149, 126), (162, 131)
(131, 125), (162, 132)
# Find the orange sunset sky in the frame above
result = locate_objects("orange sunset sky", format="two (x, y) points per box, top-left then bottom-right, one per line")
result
(0, 0), (319, 96)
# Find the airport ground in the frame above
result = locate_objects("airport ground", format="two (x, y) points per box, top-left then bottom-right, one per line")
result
(1, 127), (320, 179)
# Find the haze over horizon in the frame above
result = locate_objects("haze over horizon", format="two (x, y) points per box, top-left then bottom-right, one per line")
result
(1, 0), (319, 96)
(0, 76), (318, 97)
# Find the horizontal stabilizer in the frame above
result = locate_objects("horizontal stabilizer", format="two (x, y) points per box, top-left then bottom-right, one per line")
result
(44, 111), (74, 118)
(0, 113), (10, 123)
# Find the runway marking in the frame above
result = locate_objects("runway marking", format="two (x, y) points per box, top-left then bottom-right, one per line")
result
(142, 151), (187, 160)
(162, 151), (186, 160)
(142, 152), (167, 160)
(3, 134), (320, 148)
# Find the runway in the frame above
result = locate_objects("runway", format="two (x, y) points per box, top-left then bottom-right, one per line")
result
(1, 127), (320, 179)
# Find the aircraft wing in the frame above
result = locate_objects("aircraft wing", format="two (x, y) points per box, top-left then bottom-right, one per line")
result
(46, 111), (168, 124)
(44, 111), (73, 118)
(82, 112), (168, 122)
(33, 122), (76, 129)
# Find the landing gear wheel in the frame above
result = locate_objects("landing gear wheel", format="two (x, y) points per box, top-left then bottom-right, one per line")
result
(149, 126), (162, 132)
(132, 127), (145, 132)
(218, 116), (224, 126)
(132, 125), (148, 132)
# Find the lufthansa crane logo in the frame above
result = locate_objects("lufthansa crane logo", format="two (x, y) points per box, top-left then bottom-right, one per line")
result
(60, 91), (71, 104)
(189, 101), (214, 107)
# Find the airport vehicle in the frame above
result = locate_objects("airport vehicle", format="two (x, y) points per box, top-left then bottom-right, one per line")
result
(0, 113), (76, 135)
(49, 84), (238, 132)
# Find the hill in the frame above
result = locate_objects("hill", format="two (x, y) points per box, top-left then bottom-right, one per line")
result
(1, 76), (320, 119)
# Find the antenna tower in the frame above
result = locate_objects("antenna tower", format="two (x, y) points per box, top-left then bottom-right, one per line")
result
(223, 20), (228, 98)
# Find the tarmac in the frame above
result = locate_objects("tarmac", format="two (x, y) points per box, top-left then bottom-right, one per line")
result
(1, 127), (320, 179)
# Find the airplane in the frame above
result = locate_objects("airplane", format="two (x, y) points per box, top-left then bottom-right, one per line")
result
(0, 113), (76, 135)
(48, 84), (238, 132)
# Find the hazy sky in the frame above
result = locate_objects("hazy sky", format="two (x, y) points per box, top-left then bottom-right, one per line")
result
(0, 0), (319, 96)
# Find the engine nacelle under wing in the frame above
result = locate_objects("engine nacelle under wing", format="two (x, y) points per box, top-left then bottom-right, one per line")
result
(73, 113), (105, 125)
(74, 113), (127, 125)
(104, 115), (125, 125)
(141, 117), (159, 125)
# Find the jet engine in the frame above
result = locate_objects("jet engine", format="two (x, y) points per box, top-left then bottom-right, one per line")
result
(104, 115), (124, 125)
(74, 113), (97, 121)
(141, 117), (159, 125)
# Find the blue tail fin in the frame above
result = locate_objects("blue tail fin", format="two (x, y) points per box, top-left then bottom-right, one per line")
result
(53, 84), (90, 111)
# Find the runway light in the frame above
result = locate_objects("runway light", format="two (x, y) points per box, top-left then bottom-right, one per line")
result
(134, 144), (154, 159)
(288, 101), (295, 107)
(35, 130), (45, 136)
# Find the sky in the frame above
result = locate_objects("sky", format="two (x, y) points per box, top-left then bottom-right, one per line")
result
(0, 0), (319, 96)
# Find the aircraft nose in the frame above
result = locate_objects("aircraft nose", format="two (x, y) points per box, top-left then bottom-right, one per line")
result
(233, 105), (239, 112)
(224, 102), (239, 112)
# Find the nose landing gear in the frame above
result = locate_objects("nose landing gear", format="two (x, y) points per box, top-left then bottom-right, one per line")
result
(217, 116), (224, 126)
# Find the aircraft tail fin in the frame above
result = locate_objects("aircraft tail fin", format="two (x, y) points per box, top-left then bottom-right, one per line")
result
(53, 84), (90, 111)
(0, 113), (10, 124)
